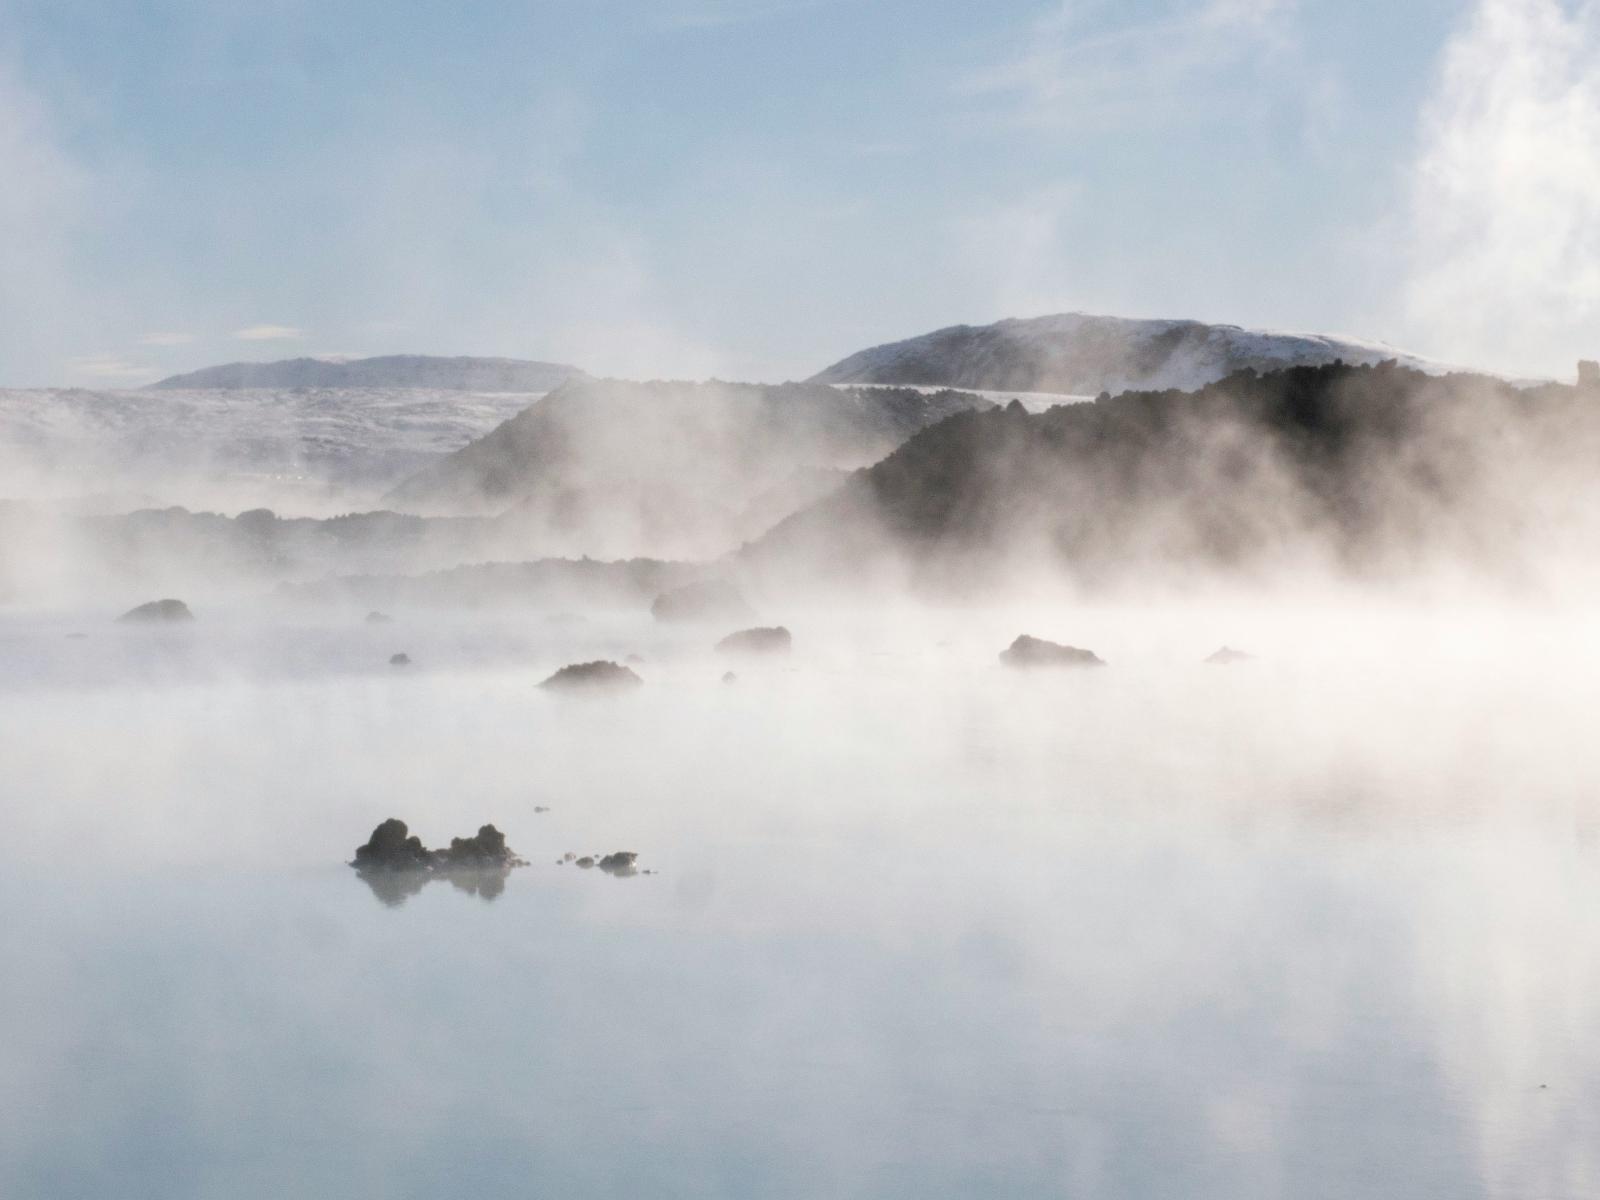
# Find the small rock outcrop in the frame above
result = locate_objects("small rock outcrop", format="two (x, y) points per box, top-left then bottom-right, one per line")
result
(721, 671), (738, 684)
(1205, 646), (1255, 665)
(651, 579), (756, 624)
(389, 652), (412, 666)
(118, 598), (194, 623)
(999, 635), (1104, 668)
(538, 661), (643, 692)
(716, 626), (791, 655)
(365, 611), (394, 624)
(351, 818), (528, 906)
(597, 851), (638, 877)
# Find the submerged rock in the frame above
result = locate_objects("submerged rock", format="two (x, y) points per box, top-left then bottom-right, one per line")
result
(1205, 646), (1256, 665)
(389, 652), (412, 666)
(651, 579), (756, 624)
(118, 598), (194, 623)
(575, 856), (595, 869)
(999, 635), (1104, 668)
(365, 611), (394, 624)
(597, 851), (638, 877)
(715, 626), (791, 655)
(538, 661), (643, 692)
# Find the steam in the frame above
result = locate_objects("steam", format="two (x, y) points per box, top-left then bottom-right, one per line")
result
(1404, 0), (1600, 379)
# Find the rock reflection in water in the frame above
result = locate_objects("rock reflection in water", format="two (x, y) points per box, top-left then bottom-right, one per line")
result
(356, 864), (512, 906)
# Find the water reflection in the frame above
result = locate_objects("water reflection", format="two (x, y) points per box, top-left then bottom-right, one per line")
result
(355, 865), (511, 906)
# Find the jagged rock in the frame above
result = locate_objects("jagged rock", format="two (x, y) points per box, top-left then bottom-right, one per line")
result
(117, 598), (194, 623)
(365, 611), (394, 624)
(538, 661), (643, 691)
(1205, 646), (1255, 665)
(389, 652), (412, 666)
(999, 635), (1104, 668)
(352, 817), (434, 871)
(443, 824), (522, 868)
(350, 818), (528, 905)
(651, 579), (756, 624)
(597, 851), (638, 877)
(716, 626), (791, 655)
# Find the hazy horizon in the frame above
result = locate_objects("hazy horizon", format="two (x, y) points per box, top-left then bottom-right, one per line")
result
(3, 0), (1598, 388)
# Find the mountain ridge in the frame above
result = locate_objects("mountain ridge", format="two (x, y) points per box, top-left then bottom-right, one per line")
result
(810, 313), (1452, 397)
(149, 354), (584, 392)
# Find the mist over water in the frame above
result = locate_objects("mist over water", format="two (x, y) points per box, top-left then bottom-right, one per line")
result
(4, 597), (1599, 1198)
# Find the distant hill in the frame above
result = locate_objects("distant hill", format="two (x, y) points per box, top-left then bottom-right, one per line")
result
(810, 313), (1449, 396)
(150, 354), (584, 392)
(748, 362), (1600, 592)
(385, 377), (991, 558)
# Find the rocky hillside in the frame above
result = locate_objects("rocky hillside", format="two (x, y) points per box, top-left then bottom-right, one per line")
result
(749, 362), (1599, 592)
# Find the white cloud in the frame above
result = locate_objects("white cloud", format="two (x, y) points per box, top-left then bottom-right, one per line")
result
(233, 324), (307, 341)
(137, 331), (194, 347)
(66, 356), (159, 383)
(963, 0), (1297, 129)
(1402, 0), (1600, 379)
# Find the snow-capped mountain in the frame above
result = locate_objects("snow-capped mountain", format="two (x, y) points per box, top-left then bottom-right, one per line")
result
(810, 313), (1452, 397)
(150, 354), (583, 392)
(0, 385), (552, 515)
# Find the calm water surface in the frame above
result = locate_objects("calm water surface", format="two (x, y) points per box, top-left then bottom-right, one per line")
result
(2, 607), (1597, 1198)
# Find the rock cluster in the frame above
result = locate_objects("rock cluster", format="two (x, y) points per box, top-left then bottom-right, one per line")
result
(999, 635), (1104, 668)
(538, 661), (643, 691)
(352, 818), (527, 873)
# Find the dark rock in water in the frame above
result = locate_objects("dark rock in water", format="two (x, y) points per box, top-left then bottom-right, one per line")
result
(118, 598), (194, 623)
(352, 817), (434, 871)
(722, 671), (738, 684)
(365, 611), (394, 624)
(534, 805), (550, 814)
(1205, 646), (1255, 665)
(389, 652), (412, 666)
(575, 856), (595, 869)
(597, 851), (638, 877)
(539, 660), (643, 691)
(350, 818), (528, 906)
(651, 579), (756, 624)
(716, 626), (791, 655)
(999, 635), (1104, 668)
(443, 823), (520, 868)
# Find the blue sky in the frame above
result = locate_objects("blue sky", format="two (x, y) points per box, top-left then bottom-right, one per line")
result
(1, 0), (1596, 385)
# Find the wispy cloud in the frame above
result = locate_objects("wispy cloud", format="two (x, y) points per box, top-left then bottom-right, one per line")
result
(137, 331), (194, 346)
(233, 324), (306, 341)
(1402, 0), (1600, 378)
(67, 356), (158, 383)
(962, 0), (1297, 129)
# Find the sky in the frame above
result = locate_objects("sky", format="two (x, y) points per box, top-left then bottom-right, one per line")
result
(0, 0), (1596, 386)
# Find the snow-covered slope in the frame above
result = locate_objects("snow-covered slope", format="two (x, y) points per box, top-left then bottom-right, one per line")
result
(150, 354), (583, 391)
(0, 386), (547, 515)
(811, 313), (1454, 396)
